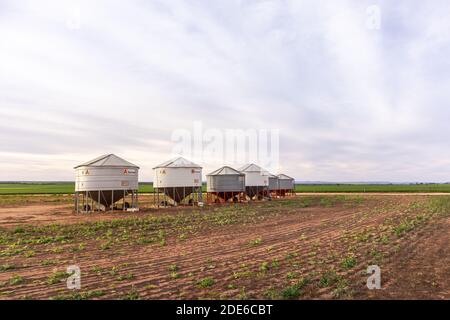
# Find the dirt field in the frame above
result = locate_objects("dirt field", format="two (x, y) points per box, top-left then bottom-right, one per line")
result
(0, 194), (449, 300)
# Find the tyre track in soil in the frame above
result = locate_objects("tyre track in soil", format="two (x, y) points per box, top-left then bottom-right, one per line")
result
(1, 196), (439, 299)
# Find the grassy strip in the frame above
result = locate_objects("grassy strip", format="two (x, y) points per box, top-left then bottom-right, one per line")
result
(2, 183), (450, 195)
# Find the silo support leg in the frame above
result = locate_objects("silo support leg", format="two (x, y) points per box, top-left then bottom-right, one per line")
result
(156, 189), (159, 208)
(136, 190), (139, 209)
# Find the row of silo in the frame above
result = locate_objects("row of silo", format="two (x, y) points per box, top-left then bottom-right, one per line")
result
(207, 164), (295, 203)
(74, 155), (295, 212)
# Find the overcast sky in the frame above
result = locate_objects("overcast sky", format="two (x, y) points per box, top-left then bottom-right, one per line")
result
(1, 0), (450, 182)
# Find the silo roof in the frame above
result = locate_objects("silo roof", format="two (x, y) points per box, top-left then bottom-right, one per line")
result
(238, 164), (265, 172)
(74, 154), (139, 169)
(278, 174), (294, 180)
(207, 166), (243, 176)
(153, 157), (202, 169)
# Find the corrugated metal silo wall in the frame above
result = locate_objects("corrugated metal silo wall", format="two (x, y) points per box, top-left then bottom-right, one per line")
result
(207, 175), (245, 192)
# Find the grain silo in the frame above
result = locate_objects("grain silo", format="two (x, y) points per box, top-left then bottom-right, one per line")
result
(238, 164), (270, 200)
(206, 166), (246, 203)
(153, 157), (203, 206)
(74, 154), (139, 213)
(277, 174), (295, 196)
(268, 173), (279, 196)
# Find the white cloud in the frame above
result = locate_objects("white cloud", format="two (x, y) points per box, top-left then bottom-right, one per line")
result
(1, 0), (450, 182)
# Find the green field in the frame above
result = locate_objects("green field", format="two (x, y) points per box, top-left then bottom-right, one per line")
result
(0, 183), (154, 195)
(295, 184), (450, 193)
(0, 182), (450, 195)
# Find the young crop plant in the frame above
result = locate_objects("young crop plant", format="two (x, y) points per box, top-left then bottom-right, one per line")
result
(117, 273), (135, 281)
(264, 287), (280, 300)
(281, 278), (309, 300)
(100, 240), (112, 250)
(0, 264), (16, 272)
(236, 287), (248, 300)
(332, 278), (352, 299)
(271, 258), (280, 269)
(286, 272), (299, 280)
(9, 275), (24, 285)
(249, 237), (262, 246)
(341, 255), (357, 270)
(23, 249), (36, 258)
(168, 264), (179, 272)
(319, 270), (340, 288)
(260, 262), (270, 272)
(197, 277), (215, 288)
(51, 290), (105, 300)
(47, 271), (68, 285)
(122, 287), (140, 300)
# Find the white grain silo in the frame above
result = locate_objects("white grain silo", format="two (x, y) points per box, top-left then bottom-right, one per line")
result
(153, 157), (202, 206)
(206, 166), (246, 203)
(277, 174), (295, 196)
(74, 154), (139, 213)
(238, 164), (270, 200)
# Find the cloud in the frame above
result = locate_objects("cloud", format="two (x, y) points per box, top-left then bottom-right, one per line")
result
(1, 0), (450, 182)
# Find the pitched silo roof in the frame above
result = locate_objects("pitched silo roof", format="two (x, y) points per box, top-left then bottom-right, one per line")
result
(238, 163), (265, 172)
(153, 157), (202, 169)
(74, 154), (139, 169)
(277, 174), (294, 180)
(207, 166), (243, 176)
